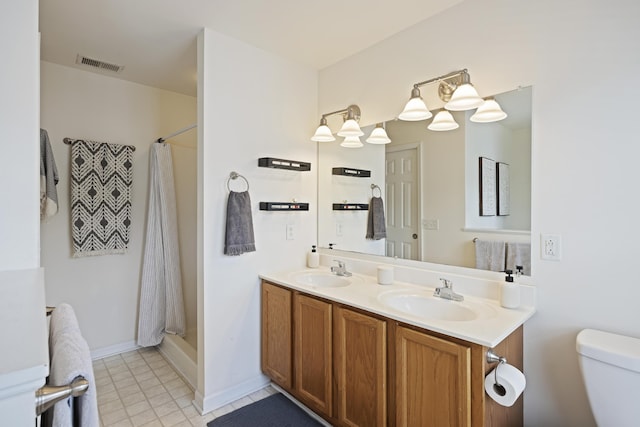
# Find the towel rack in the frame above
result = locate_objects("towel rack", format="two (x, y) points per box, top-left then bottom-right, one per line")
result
(63, 137), (136, 152)
(473, 237), (479, 242)
(36, 376), (89, 416)
(227, 171), (249, 192)
(37, 305), (90, 417)
(371, 184), (382, 197)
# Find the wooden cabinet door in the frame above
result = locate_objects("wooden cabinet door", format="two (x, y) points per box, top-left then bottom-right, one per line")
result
(396, 326), (471, 427)
(294, 293), (333, 417)
(261, 282), (292, 389)
(334, 306), (387, 427)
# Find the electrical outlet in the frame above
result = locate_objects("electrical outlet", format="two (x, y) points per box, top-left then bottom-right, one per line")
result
(541, 234), (561, 261)
(336, 222), (343, 236)
(424, 219), (439, 230)
(286, 224), (295, 240)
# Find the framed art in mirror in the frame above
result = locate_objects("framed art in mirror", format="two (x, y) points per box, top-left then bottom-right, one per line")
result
(497, 162), (510, 216)
(479, 157), (496, 216)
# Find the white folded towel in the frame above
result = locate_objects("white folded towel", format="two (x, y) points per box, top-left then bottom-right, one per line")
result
(474, 239), (506, 272)
(49, 303), (81, 347)
(49, 304), (98, 427)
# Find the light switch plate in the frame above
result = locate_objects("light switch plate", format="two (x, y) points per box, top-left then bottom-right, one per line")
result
(286, 224), (295, 240)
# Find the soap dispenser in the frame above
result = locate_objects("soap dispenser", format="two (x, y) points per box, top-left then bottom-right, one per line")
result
(500, 270), (520, 309)
(307, 245), (319, 268)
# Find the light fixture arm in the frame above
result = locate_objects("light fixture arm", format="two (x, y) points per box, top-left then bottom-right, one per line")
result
(320, 104), (361, 122)
(411, 69), (468, 90)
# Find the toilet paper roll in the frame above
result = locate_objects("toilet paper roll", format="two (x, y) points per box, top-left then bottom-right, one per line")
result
(484, 363), (526, 407)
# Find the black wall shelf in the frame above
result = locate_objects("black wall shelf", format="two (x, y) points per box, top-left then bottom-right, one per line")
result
(258, 157), (311, 171)
(260, 202), (309, 211)
(332, 167), (371, 177)
(332, 203), (369, 211)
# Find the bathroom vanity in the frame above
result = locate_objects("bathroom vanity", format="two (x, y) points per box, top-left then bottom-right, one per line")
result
(260, 266), (534, 427)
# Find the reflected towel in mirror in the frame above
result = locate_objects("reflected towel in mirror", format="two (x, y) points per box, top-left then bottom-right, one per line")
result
(366, 196), (386, 240)
(474, 239), (506, 272)
(506, 242), (531, 275)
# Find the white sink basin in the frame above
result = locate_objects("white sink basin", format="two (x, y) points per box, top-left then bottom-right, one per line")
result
(378, 290), (496, 322)
(293, 272), (356, 288)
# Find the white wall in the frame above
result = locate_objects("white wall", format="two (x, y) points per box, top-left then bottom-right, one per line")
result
(318, 0), (640, 426)
(40, 61), (196, 354)
(465, 118), (531, 231)
(196, 29), (317, 412)
(0, 1), (40, 272)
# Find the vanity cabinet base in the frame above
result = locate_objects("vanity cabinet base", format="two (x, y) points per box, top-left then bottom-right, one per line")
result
(261, 280), (524, 427)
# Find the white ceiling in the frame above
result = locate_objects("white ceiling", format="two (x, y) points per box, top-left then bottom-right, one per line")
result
(39, 0), (463, 97)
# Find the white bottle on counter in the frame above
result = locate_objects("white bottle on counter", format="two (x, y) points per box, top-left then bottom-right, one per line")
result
(307, 245), (319, 268)
(500, 270), (520, 309)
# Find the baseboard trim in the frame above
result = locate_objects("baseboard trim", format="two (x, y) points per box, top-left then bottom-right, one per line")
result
(195, 375), (270, 415)
(91, 340), (139, 361)
(157, 336), (197, 389)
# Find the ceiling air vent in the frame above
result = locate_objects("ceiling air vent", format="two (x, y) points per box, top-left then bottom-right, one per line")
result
(75, 54), (124, 73)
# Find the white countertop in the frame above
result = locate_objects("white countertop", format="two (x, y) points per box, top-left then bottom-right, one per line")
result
(260, 267), (535, 348)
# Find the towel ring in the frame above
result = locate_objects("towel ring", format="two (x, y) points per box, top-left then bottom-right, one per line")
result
(227, 171), (249, 192)
(371, 184), (382, 197)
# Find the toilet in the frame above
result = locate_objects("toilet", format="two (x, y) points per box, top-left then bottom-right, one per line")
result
(576, 328), (640, 427)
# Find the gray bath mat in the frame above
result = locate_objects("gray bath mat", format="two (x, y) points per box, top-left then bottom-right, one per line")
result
(208, 393), (322, 427)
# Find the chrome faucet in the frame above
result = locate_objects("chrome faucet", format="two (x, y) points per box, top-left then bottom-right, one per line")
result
(330, 260), (352, 277)
(433, 278), (464, 301)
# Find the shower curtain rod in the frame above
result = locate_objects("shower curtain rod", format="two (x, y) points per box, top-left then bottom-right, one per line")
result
(156, 123), (197, 143)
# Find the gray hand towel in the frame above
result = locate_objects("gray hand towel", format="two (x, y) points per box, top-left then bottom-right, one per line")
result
(366, 196), (387, 240)
(224, 191), (256, 255)
(40, 129), (59, 219)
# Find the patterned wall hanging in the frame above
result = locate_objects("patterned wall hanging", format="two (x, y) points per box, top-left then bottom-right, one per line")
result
(70, 139), (134, 257)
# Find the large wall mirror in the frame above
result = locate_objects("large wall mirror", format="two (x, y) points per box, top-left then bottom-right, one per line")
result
(318, 86), (532, 275)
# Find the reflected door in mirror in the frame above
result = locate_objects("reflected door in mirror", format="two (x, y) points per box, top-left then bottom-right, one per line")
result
(386, 147), (420, 260)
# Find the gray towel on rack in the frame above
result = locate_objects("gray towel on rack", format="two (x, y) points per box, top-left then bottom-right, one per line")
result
(49, 304), (98, 427)
(366, 196), (386, 240)
(474, 239), (506, 272)
(224, 191), (256, 255)
(40, 129), (59, 219)
(506, 242), (531, 275)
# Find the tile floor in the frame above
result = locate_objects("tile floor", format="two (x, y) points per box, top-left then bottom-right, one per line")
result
(94, 347), (277, 427)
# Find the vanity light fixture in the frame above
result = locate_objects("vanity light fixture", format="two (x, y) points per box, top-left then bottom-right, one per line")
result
(428, 110), (459, 131)
(337, 105), (364, 137)
(399, 69), (504, 130)
(340, 136), (364, 148)
(365, 123), (392, 144)
(311, 104), (363, 142)
(470, 98), (508, 123)
(310, 116), (335, 142)
(398, 87), (432, 121)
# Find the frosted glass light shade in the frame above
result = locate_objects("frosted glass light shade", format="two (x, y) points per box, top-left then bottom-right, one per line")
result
(366, 125), (391, 144)
(311, 125), (335, 142)
(428, 111), (459, 131)
(445, 83), (484, 111)
(340, 136), (363, 148)
(399, 97), (432, 121)
(470, 99), (508, 123)
(337, 119), (364, 137)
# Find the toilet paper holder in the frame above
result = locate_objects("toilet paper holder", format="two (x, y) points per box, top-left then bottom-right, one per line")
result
(486, 349), (507, 365)
(486, 350), (508, 397)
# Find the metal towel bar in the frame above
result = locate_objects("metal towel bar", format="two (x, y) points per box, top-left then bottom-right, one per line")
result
(35, 376), (89, 416)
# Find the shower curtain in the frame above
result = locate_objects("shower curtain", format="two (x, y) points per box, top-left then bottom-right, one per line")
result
(137, 143), (185, 347)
